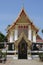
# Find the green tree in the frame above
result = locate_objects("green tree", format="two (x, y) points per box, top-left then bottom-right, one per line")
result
(41, 29), (43, 39)
(42, 29), (43, 34)
(0, 32), (7, 42)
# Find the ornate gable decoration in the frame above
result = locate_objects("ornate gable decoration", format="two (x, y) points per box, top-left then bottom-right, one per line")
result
(14, 32), (32, 48)
(7, 9), (39, 32)
(16, 9), (30, 23)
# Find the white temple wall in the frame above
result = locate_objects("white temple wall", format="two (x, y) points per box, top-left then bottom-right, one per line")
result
(14, 29), (18, 41)
(9, 32), (14, 42)
(28, 25), (32, 41)
(33, 31), (36, 42)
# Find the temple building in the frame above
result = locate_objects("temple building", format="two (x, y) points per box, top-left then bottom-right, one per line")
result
(6, 8), (43, 59)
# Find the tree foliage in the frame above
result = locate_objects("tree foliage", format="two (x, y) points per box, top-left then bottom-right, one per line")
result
(0, 32), (7, 42)
(41, 29), (43, 33)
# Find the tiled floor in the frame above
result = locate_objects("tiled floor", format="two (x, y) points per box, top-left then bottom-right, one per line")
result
(0, 58), (43, 65)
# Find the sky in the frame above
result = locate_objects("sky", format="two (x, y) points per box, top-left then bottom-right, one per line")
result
(0, 0), (43, 39)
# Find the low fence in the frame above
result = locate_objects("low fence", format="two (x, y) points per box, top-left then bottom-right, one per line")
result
(0, 50), (43, 61)
(28, 51), (43, 53)
(2, 50), (43, 54)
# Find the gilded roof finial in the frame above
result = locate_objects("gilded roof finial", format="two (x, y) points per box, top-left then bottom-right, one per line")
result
(22, 0), (24, 9)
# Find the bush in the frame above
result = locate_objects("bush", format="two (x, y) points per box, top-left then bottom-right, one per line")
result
(39, 53), (43, 61)
(2, 52), (7, 58)
(0, 49), (2, 58)
(0, 49), (7, 61)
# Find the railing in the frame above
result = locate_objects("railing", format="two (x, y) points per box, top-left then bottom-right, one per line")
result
(7, 50), (17, 53)
(28, 51), (43, 53)
(2, 50), (43, 54)
(1, 50), (43, 61)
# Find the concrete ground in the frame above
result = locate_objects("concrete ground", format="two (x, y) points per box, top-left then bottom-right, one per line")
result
(0, 58), (43, 65)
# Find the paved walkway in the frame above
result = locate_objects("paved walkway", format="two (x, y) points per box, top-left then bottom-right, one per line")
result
(0, 58), (43, 65)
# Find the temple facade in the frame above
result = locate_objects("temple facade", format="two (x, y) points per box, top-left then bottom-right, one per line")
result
(7, 9), (38, 43)
(6, 9), (43, 59)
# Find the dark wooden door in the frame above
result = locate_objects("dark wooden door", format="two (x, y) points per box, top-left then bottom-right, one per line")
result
(18, 39), (27, 59)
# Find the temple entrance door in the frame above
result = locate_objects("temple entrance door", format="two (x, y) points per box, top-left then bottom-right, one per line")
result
(18, 39), (27, 59)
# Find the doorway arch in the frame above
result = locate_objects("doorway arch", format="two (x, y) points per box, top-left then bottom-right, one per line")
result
(18, 38), (28, 59)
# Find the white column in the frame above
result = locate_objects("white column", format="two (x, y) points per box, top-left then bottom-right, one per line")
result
(12, 44), (14, 50)
(14, 29), (18, 41)
(33, 31), (36, 42)
(10, 32), (13, 42)
(28, 26), (29, 40)
(6, 45), (8, 50)
(28, 25), (31, 41)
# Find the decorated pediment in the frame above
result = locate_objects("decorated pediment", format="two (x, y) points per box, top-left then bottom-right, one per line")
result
(16, 9), (30, 24)
(14, 32), (32, 49)
(7, 9), (39, 32)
